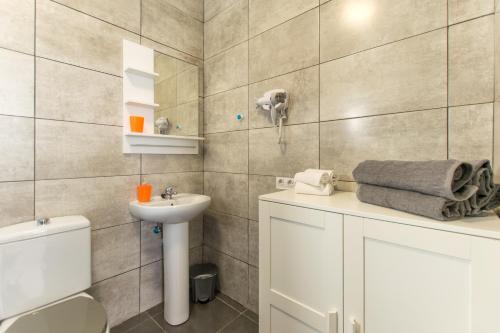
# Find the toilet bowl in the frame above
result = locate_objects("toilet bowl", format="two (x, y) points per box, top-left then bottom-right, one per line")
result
(0, 293), (109, 333)
(0, 216), (109, 333)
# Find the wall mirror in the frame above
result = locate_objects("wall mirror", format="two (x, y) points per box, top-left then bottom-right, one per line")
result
(154, 52), (200, 137)
(122, 40), (203, 154)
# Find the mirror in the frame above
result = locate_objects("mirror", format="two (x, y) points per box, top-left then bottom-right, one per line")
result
(154, 52), (199, 136)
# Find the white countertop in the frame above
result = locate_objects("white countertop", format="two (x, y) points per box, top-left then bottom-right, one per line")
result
(259, 190), (500, 240)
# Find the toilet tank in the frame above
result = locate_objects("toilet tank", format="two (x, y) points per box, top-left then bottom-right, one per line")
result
(0, 216), (91, 320)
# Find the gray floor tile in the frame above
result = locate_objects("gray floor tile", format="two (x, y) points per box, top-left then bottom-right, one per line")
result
(152, 299), (239, 333)
(110, 313), (150, 333)
(220, 315), (258, 333)
(127, 319), (165, 333)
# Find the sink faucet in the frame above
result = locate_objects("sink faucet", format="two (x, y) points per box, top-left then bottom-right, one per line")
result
(161, 185), (177, 199)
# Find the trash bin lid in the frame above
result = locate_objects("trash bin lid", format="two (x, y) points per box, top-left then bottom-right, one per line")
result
(190, 263), (218, 278)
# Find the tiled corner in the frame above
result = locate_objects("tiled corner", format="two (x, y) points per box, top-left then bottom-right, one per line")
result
(0, 48), (34, 117)
(205, 0), (248, 59)
(204, 42), (249, 96)
(249, 9), (319, 83)
(204, 0), (235, 22)
(449, 15), (495, 106)
(141, 0), (203, 59)
(204, 172), (249, 218)
(91, 222), (140, 282)
(0, 181), (34, 228)
(204, 246), (249, 306)
(204, 211), (249, 262)
(0, 115), (34, 182)
(89, 269), (140, 328)
(165, 0), (204, 22)
(204, 131), (249, 173)
(449, 103), (494, 161)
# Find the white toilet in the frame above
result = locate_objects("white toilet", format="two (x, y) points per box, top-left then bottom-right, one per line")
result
(0, 216), (109, 333)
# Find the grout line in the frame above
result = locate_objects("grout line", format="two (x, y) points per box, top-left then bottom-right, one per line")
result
(33, 0), (37, 219)
(148, 312), (167, 332)
(204, 244), (252, 265)
(48, 0), (142, 35)
(0, 45), (34, 57)
(92, 266), (141, 285)
(35, 55), (123, 78)
(216, 295), (246, 314)
(446, 0), (450, 160)
(216, 314), (242, 332)
(246, 0), (251, 311)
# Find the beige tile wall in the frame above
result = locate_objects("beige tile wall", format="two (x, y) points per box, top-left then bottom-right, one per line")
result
(203, 0), (500, 314)
(0, 0), (203, 327)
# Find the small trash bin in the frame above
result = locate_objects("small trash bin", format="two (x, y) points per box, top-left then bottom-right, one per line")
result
(190, 263), (218, 303)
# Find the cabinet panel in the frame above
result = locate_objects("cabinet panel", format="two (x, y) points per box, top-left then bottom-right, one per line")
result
(270, 306), (320, 333)
(365, 237), (470, 333)
(260, 201), (343, 333)
(345, 217), (500, 333)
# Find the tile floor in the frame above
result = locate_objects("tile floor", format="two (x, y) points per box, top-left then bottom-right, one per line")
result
(111, 294), (258, 333)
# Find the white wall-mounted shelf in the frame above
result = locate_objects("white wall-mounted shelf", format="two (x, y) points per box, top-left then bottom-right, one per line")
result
(122, 40), (204, 155)
(124, 133), (204, 154)
(125, 67), (159, 78)
(125, 100), (159, 109)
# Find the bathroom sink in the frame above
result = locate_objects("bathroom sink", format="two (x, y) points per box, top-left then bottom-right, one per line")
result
(129, 193), (211, 325)
(129, 193), (211, 224)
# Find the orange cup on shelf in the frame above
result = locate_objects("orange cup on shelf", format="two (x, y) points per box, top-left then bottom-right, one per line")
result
(137, 183), (152, 203)
(129, 116), (144, 133)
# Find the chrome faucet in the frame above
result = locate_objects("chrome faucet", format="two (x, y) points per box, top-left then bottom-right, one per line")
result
(161, 185), (177, 199)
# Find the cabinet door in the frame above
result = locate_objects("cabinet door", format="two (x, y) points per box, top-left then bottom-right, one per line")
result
(344, 215), (500, 333)
(259, 201), (343, 333)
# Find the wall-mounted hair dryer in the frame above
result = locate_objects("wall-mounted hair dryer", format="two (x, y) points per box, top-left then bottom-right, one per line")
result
(256, 89), (289, 143)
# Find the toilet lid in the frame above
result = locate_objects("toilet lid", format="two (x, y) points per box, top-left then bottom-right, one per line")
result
(5, 296), (107, 333)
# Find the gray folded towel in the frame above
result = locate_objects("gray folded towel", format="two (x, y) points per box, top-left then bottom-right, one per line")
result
(356, 183), (463, 221)
(353, 160), (477, 201)
(467, 160), (496, 215)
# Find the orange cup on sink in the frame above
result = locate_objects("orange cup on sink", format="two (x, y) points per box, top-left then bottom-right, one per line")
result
(137, 183), (152, 203)
(129, 116), (144, 133)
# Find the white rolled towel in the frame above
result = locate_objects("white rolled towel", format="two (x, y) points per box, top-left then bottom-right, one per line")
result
(295, 181), (334, 196)
(294, 169), (336, 187)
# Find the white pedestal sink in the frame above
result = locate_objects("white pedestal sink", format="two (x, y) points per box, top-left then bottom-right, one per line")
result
(129, 193), (211, 325)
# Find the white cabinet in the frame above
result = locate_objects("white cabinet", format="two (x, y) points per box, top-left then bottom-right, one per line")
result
(259, 201), (343, 333)
(259, 191), (500, 333)
(344, 215), (500, 333)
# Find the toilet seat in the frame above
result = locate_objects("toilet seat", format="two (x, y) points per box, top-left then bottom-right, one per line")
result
(2, 295), (107, 333)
